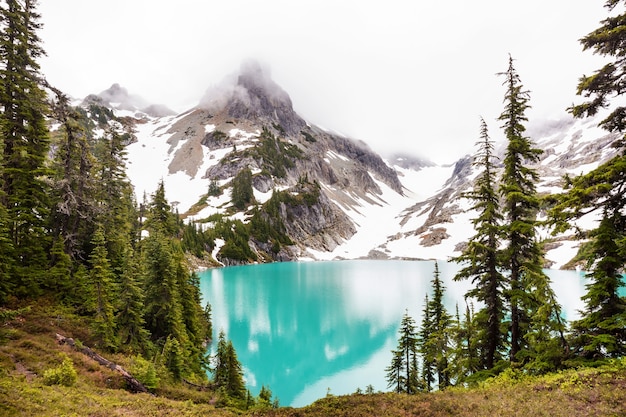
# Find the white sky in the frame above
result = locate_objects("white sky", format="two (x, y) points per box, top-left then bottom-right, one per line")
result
(38, 1), (613, 164)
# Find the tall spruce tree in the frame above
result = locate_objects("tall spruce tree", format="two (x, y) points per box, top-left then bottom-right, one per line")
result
(385, 349), (405, 393)
(418, 294), (435, 392)
(452, 118), (506, 371)
(116, 245), (151, 354)
(88, 226), (117, 351)
(550, 0), (626, 361)
(0, 0), (51, 296)
(386, 310), (419, 394)
(94, 127), (137, 275)
(427, 261), (452, 388)
(47, 85), (97, 263)
(213, 330), (246, 399)
(498, 56), (565, 367)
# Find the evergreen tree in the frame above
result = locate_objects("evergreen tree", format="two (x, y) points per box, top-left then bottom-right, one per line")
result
(498, 56), (565, 367)
(231, 168), (254, 210)
(0, 0), (51, 296)
(428, 261), (452, 388)
(47, 85), (97, 263)
(213, 330), (246, 399)
(386, 310), (419, 394)
(385, 349), (405, 393)
(88, 226), (117, 351)
(418, 294), (435, 392)
(452, 117), (506, 370)
(162, 335), (184, 381)
(399, 311), (419, 394)
(143, 234), (186, 345)
(116, 245), (151, 354)
(550, 0), (626, 361)
(570, 213), (626, 359)
(225, 340), (246, 399)
(144, 180), (178, 237)
(47, 236), (72, 299)
(213, 330), (229, 389)
(93, 127), (137, 271)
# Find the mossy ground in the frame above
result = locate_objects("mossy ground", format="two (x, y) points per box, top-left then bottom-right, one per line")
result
(1, 300), (625, 417)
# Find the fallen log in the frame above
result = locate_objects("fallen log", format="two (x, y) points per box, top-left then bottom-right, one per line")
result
(182, 377), (214, 391)
(55, 333), (150, 394)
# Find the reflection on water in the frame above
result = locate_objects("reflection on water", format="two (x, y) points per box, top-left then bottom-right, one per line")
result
(198, 260), (588, 407)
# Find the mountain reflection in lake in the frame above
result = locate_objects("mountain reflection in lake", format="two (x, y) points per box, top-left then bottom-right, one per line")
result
(198, 260), (588, 407)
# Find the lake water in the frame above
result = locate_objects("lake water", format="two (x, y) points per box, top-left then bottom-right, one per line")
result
(198, 260), (590, 407)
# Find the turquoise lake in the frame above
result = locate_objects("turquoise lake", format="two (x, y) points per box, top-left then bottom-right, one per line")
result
(198, 260), (590, 407)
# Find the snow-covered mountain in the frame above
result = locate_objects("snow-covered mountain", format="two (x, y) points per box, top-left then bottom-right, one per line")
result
(85, 62), (618, 268)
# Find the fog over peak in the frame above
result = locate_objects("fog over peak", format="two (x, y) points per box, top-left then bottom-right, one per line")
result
(198, 59), (305, 135)
(199, 59), (292, 111)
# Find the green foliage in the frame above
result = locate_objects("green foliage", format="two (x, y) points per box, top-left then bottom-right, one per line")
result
(208, 178), (223, 197)
(230, 168), (254, 210)
(452, 118), (506, 371)
(245, 127), (303, 178)
(43, 355), (78, 387)
(48, 88), (98, 264)
(301, 130), (317, 143)
(213, 330), (246, 400)
(550, 2), (626, 365)
(0, 0), (52, 299)
(116, 246), (151, 354)
(181, 221), (215, 258)
(88, 226), (118, 351)
(497, 56), (566, 370)
(162, 336), (185, 381)
(129, 354), (159, 390)
(144, 180), (179, 236)
(215, 218), (257, 262)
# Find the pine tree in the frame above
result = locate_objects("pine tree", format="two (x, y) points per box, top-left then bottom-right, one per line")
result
(385, 349), (405, 393)
(143, 233), (186, 345)
(231, 168), (254, 210)
(88, 226), (117, 351)
(47, 85), (97, 263)
(550, 0), (626, 362)
(428, 261), (452, 388)
(0, 0), (51, 296)
(225, 340), (246, 399)
(213, 330), (229, 389)
(47, 236), (72, 299)
(144, 180), (177, 237)
(213, 330), (246, 399)
(162, 335), (184, 381)
(94, 127), (137, 271)
(498, 56), (565, 367)
(116, 245), (151, 354)
(400, 311), (419, 394)
(452, 117), (506, 370)
(418, 294), (435, 392)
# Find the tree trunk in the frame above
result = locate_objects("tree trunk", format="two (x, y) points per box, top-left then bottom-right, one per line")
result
(55, 333), (150, 394)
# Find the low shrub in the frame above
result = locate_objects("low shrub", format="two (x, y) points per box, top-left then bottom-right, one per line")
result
(43, 355), (77, 387)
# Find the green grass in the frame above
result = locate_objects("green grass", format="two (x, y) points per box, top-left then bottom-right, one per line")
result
(1, 301), (625, 417)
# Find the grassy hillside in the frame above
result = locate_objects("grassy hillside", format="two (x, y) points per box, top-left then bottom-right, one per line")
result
(1, 301), (625, 417)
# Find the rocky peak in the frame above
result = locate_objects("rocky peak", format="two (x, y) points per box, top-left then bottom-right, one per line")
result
(82, 83), (175, 118)
(201, 60), (306, 136)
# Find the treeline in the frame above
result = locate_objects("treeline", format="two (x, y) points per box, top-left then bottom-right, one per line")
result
(0, 0), (212, 386)
(386, 1), (626, 390)
(0, 2), (286, 405)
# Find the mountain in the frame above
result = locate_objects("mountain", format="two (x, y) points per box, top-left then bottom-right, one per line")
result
(81, 62), (619, 267)
(83, 83), (176, 118)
